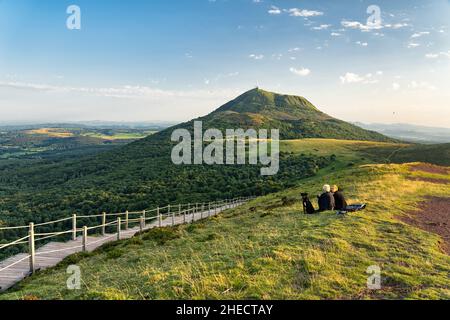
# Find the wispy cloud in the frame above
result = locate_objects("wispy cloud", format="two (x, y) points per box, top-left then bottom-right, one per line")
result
(268, 6), (281, 15)
(355, 41), (368, 47)
(289, 67), (311, 76)
(312, 24), (331, 30)
(248, 54), (264, 60)
(407, 42), (420, 49)
(268, 6), (323, 18)
(341, 20), (408, 32)
(409, 81), (437, 91)
(411, 31), (430, 38)
(287, 8), (323, 17)
(340, 72), (382, 84)
(0, 81), (241, 100)
(425, 50), (450, 59)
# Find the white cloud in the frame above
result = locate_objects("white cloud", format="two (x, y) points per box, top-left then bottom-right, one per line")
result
(312, 24), (331, 30)
(425, 50), (450, 59)
(271, 53), (283, 60)
(341, 20), (381, 32)
(268, 7), (323, 18)
(268, 6), (281, 15)
(392, 82), (400, 91)
(387, 23), (409, 29)
(407, 42), (420, 49)
(340, 73), (364, 84)
(425, 53), (439, 59)
(289, 67), (311, 76)
(248, 54), (264, 60)
(331, 32), (341, 37)
(340, 72), (381, 84)
(287, 8), (323, 17)
(411, 31), (430, 38)
(409, 81), (437, 91)
(341, 20), (408, 32)
(355, 41), (368, 47)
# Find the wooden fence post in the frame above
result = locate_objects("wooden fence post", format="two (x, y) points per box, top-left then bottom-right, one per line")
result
(117, 218), (121, 240)
(139, 216), (144, 233)
(200, 203), (204, 219)
(125, 211), (129, 230)
(191, 207), (195, 223)
(169, 205), (174, 226)
(28, 223), (35, 274)
(158, 207), (161, 227)
(142, 210), (146, 227)
(72, 214), (77, 241)
(208, 202), (211, 217)
(102, 212), (106, 236)
(82, 226), (88, 252)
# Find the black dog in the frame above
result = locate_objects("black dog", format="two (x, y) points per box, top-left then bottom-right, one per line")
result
(301, 193), (316, 214)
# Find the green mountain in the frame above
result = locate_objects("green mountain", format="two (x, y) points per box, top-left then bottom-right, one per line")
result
(173, 88), (394, 141)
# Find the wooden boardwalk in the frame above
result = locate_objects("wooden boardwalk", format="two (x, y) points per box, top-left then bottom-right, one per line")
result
(0, 201), (241, 292)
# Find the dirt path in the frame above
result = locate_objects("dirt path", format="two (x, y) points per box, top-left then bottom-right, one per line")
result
(409, 163), (449, 175)
(407, 177), (450, 185)
(400, 197), (450, 254)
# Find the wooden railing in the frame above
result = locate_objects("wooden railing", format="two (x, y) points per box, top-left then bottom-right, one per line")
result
(0, 197), (255, 275)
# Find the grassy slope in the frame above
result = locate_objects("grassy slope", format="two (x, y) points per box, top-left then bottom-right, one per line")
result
(2, 162), (449, 300)
(281, 139), (450, 167)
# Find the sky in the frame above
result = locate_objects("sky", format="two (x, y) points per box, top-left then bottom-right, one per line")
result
(0, 0), (449, 127)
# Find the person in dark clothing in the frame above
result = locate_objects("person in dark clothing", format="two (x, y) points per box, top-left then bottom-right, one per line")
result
(331, 185), (348, 210)
(317, 184), (335, 212)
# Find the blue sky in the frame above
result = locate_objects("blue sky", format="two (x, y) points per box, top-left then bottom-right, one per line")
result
(0, 0), (449, 127)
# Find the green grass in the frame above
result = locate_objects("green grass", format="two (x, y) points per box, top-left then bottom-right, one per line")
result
(2, 162), (449, 300)
(280, 139), (408, 166)
(281, 139), (450, 167)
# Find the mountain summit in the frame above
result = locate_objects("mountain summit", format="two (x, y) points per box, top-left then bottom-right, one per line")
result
(190, 88), (393, 141)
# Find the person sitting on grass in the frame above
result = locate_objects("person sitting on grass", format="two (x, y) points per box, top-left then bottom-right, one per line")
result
(331, 185), (348, 210)
(317, 184), (335, 212)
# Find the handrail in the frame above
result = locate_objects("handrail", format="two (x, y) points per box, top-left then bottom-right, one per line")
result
(0, 197), (253, 232)
(0, 255), (31, 273)
(0, 235), (30, 250)
(0, 196), (255, 288)
(0, 197), (254, 258)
